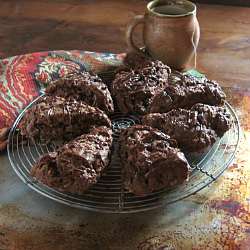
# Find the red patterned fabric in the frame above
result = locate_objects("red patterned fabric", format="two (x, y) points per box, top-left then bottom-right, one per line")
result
(0, 50), (125, 149)
(0, 50), (125, 130)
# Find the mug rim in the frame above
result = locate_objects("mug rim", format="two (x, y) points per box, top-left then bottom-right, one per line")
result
(147, 0), (197, 18)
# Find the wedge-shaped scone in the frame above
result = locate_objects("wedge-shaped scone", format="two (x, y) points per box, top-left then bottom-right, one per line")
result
(148, 74), (226, 113)
(111, 60), (171, 115)
(46, 71), (114, 114)
(142, 104), (232, 153)
(119, 125), (192, 196)
(20, 96), (111, 145)
(30, 126), (113, 195)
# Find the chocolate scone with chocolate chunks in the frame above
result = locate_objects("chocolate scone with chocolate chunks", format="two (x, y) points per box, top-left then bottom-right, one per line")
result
(30, 126), (113, 195)
(111, 60), (171, 115)
(45, 71), (114, 114)
(119, 125), (192, 196)
(148, 73), (226, 113)
(142, 103), (232, 153)
(20, 96), (111, 145)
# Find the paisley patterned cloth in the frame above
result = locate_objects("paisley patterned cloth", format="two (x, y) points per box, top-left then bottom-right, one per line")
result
(0, 50), (125, 149)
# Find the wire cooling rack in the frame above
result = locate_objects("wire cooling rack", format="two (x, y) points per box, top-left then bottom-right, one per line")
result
(7, 95), (240, 213)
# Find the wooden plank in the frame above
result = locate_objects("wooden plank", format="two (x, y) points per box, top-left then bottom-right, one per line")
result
(193, 0), (250, 7)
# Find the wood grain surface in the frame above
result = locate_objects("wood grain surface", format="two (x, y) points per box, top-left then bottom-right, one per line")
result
(0, 0), (249, 89)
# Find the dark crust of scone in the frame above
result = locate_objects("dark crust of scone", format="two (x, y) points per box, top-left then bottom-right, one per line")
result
(148, 73), (226, 114)
(111, 60), (171, 115)
(45, 71), (114, 114)
(118, 125), (192, 196)
(20, 95), (112, 145)
(30, 126), (113, 195)
(142, 103), (232, 153)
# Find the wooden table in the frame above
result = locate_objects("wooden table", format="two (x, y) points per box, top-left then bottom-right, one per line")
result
(1, 0), (249, 88)
(0, 1), (250, 250)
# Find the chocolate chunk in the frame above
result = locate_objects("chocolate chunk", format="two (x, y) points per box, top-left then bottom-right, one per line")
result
(111, 60), (171, 115)
(20, 96), (111, 145)
(142, 104), (232, 153)
(46, 71), (114, 114)
(118, 125), (191, 196)
(30, 126), (113, 195)
(148, 73), (226, 113)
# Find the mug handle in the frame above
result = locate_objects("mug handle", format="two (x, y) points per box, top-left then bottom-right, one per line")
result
(125, 15), (151, 59)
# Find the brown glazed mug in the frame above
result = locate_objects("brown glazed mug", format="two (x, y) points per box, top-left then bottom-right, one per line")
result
(125, 0), (200, 70)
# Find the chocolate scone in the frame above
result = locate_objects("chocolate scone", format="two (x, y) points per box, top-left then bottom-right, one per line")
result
(119, 125), (192, 196)
(111, 60), (171, 115)
(45, 71), (114, 114)
(20, 96), (111, 145)
(30, 126), (113, 195)
(142, 103), (232, 153)
(148, 74), (226, 113)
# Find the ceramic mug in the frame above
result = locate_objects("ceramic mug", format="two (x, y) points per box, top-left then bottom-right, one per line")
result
(125, 0), (200, 70)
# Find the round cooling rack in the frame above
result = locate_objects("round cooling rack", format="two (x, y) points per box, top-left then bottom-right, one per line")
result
(7, 96), (240, 213)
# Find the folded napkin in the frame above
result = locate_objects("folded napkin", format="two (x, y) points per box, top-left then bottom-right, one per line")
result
(0, 50), (125, 150)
